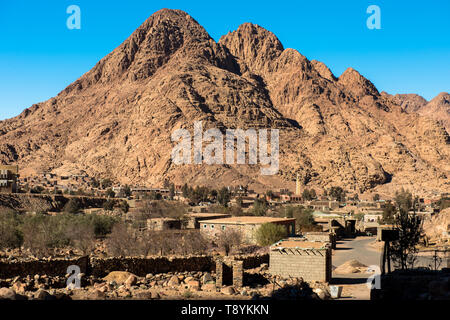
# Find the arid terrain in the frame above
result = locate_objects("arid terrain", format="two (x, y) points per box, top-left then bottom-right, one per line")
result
(0, 8), (449, 196)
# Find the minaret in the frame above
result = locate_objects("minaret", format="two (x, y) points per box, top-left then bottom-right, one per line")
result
(296, 173), (301, 195)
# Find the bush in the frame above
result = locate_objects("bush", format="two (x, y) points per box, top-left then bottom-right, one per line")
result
(65, 218), (96, 255)
(0, 210), (23, 249)
(106, 223), (139, 257)
(216, 228), (243, 255)
(251, 199), (268, 216)
(119, 200), (130, 213)
(21, 214), (71, 257)
(64, 199), (81, 214)
(103, 200), (115, 211)
(255, 223), (288, 246)
(87, 214), (117, 238)
(181, 232), (209, 255)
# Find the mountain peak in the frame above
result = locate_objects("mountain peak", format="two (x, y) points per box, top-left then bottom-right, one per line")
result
(219, 22), (284, 74)
(338, 67), (379, 98)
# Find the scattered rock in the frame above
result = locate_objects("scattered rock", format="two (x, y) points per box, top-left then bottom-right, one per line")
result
(221, 286), (235, 295)
(12, 281), (27, 294)
(202, 283), (217, 292)
(125, 275), (138, 288)
(34, 289), (56, 301)
(168, 275), (180, 287)
(103, 271), (137, 285)
(0, 288), (16, 300)
(201, 273), (213, 284)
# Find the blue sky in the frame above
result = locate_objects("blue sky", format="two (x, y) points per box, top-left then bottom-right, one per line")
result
(0, 0), (449, 120)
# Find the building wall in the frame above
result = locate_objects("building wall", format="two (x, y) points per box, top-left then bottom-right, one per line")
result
(200, 221), (295, 245)
(303, 232), (336, 249)
(0, 165), (18, 193)
(269, 248), (331, 282)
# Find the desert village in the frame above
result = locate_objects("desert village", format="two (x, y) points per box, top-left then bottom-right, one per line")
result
(0, 164), (449, 301)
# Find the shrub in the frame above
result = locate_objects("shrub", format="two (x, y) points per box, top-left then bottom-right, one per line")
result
(251, 199), (268, 216)
(103, 200), (115, 211)
(66, 219), (96, 255)
(21, 214), (70, 257)
(255, 223), (288, 246)
(216, 228), (243, 255)
(119, 200), (130, 213)
(64, 199), (81, 214)
(0, 210), (23, 249)
(88, 214), (117, 238)
(106, 223), (140, 257)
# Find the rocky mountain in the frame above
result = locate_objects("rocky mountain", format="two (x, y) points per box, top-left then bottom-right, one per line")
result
(383, 92), (450, 133)
(0, 9), (449, 196)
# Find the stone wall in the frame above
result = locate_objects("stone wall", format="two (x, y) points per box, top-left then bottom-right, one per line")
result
(0, 256), (89, 279)
(89, 256), (214, 277)
(0, 254), (268, 279)
(269, 248), (331, 282)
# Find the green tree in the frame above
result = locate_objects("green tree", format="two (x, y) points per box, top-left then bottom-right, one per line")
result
(283, 206), (316, 232)
(168, 183), (175, 200)
(373, 194), (380, 201)
(251, 198), (268, 216)
(255, 223), (288, 246)
(390, 190), (423, 270)
(123, 185), (132, 198)
(103, 200), (115, 211)
(0, 210), (23, 249)
(302, 189), (312, 201)
(101, 178), (113, 189)
(382, 201), (396, 224)
(217, 187), (231, 207)
(329, 187), (345, 202)
(106, 188), (115, 198)
(63, 199), (81, 214)
(119, 200), (130, 213)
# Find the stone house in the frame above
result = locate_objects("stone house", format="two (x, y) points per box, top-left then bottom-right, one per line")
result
(200, 216), (296, 244)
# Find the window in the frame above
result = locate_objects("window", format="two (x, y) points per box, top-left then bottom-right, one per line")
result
(211, 224), (214, 229)
(221, 225), (226, 231)
(203, 224), (207, 228)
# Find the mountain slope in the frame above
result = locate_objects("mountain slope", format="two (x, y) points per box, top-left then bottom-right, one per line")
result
(0, 9), (448, 196)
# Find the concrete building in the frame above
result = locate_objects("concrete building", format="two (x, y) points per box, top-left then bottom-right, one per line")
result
(200, 216), (296, 244)
(269, 238), (332, 282)
(185, 213), (231, 229)
(0, 165), (19, 193)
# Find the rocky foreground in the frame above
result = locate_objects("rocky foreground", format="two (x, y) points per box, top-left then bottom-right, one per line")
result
(0, 265), (332, 301)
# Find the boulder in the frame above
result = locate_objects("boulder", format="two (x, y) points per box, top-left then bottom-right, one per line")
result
(221, 286), (235, 295)
(125, 275), (138, 288)
(201, 273), (213, 284)
(103, 271), (137, 285)
(34, 289), (56, 301)
(202, 283), (217, 292)
(0, 288), (16, 300)
(187, 280), (201, 291)
(168, 275), (180, 287)
(12, 281), (27, 294)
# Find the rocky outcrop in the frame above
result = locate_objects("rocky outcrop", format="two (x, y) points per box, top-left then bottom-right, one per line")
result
(0, 8), (448, 195)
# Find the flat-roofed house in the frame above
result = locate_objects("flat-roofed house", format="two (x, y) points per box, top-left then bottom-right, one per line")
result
(0, 165), (19, 193)
(200, 216), (296, 244)
(186, 212), (232, 229)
